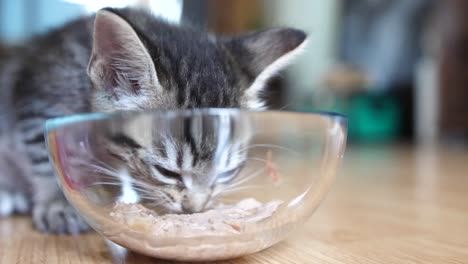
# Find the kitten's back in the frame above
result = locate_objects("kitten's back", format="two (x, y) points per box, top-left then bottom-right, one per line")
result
(11, 17), (95, 122)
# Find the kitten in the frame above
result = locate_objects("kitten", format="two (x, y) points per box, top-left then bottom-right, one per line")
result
(0, 7), (307, 234)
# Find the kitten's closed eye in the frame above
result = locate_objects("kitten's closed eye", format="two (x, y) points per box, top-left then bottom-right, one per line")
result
(154, 164), (182, 182)
(110, 133), (142, 149)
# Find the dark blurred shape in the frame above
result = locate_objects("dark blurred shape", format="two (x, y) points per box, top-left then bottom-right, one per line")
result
(439, 0), (468, 143)
(206, 0), (262, 34)
(183, 0), (263, 33)
(340, 0), (431, 90)
(0, 43), (6, 57)
(182, 0), (208, 29)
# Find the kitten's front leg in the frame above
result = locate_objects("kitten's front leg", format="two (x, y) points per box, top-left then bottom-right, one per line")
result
(0, 135), (31, 216)
(26, 135), (90, 234)
(32, 176), (90, 234)
(0, 190), (30, 216)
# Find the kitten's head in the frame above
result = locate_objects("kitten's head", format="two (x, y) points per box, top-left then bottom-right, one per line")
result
(89, 8), (307, 213)
(87, 8), (307, 112)
(99, 112), (251, 213)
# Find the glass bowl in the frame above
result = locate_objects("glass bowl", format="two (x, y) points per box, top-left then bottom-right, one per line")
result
(45, 109), (347, 262)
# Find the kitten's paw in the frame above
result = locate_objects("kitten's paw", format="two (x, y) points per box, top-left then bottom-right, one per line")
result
(0, 190), (30, 217)
(33, 198), (90, 234)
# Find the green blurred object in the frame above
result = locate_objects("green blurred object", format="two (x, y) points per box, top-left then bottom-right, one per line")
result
(302, 92), (401, 142)
(348, 94), (401, 141)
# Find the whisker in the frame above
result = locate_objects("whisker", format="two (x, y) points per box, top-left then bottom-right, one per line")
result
(213, 186), (264, 200)
(233, 165), (264, 180)
(229, 167), (266, 188)
(218, 186), (264, 196)
(136, 188), (167, 196)
(90, 173), (143, 187)
(139, 191), (171, 201)
(76, 157), (119, 173)
(278, 104), (291, 111)
(80, 163), (123, 179)
(141, 201), (166, 208)
(91, 182), (123, 186)
(221, 184), (264, 193)
(92, 174), (122, 181)
(139, 192), (167, 199)
(246, 157), (269, 164)
(94, 172), (157, 190)
(213, 167), (265, 197)
(87, 166), (120, 177)
(73, 158), (174, 203)
(90, 175), (164, 194)
(90, 182), (153, 194)
(132, 181), (164, 192)
(143, 200), (166, 207)
(233, 144), (299, 156)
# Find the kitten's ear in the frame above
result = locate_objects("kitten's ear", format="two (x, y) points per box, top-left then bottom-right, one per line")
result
(87, 10), (161, 109)
(224, 28), (307, 109)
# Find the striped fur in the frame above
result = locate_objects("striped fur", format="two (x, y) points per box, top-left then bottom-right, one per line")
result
(0, 7), (307, 233)
(89, 112), (251, 213)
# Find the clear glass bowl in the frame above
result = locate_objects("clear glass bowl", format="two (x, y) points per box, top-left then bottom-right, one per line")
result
(45, 109), (347, 262)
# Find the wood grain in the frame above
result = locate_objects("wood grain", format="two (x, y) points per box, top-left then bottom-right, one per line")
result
(1, 145), (468, 263)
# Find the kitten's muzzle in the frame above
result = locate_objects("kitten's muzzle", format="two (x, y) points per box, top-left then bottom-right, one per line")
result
(181, 192), (210, 213)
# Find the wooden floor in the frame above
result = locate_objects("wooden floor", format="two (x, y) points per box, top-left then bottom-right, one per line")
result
(1, 145), (468, 263)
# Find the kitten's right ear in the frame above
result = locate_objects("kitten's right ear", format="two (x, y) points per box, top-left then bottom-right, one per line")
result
(224, 28), (307, 109)
(88, 10), (161, 110)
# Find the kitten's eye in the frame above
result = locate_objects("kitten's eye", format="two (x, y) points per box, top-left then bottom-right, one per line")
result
(109, 133), (142, 149)
(154, 164), (181, 181)
(217, 168), (240, 184)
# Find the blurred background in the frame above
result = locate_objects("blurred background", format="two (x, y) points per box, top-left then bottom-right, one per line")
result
(0, 0), (466, 146)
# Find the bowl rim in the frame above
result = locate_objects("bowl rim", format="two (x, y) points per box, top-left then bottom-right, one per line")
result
(45, 108), (348, 132)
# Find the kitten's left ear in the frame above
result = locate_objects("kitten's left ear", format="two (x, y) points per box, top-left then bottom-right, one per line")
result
(224, 28), (308, 109)
(88, 9), (161, 111)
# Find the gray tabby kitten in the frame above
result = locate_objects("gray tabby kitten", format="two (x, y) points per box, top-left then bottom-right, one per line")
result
(0, 7), (307, 234)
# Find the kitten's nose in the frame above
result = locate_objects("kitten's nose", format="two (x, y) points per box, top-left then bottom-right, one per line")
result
(181, 193), (210, 213)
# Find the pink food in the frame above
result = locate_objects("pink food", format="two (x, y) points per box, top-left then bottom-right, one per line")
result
(266, 150), (282, 184)
(109, 198), (283, 236)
